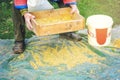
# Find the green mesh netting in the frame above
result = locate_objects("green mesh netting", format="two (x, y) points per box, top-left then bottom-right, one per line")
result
(0, 27), (120, 80)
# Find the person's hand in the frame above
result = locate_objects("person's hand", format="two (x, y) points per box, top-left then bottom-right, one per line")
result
(24, 12), (35, 31)
(70, 4), (80, 14)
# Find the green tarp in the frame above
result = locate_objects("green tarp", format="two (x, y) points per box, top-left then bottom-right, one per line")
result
(0, 27), (120, 80)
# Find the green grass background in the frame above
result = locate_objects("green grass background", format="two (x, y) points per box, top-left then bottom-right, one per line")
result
(0, 0), (120, 39)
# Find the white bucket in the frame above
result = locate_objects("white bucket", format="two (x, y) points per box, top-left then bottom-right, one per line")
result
(86, 14), (113, 46)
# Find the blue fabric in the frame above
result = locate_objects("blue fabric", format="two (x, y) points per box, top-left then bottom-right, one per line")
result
(15, 5), (28, 10)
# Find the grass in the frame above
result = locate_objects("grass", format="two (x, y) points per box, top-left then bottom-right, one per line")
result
(77, 0), (120, 24)
(0, 1), (14, 39)
(0, 0), (120, 39)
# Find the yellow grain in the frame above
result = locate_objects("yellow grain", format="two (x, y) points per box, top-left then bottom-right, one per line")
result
(17, 54), (24, 60)
(29, 61), (38, 70)
(35, 14), (72, 24)
(29, 39), (106, 70)
(112, 39), (120, 48)
(31, 51), (44, 67)
(40, 41), (105, 69)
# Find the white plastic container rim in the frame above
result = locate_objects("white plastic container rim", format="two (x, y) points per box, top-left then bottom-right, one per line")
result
(86, 14), (113, 28)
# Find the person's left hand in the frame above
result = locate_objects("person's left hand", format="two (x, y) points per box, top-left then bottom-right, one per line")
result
(70, 4), (80, 14)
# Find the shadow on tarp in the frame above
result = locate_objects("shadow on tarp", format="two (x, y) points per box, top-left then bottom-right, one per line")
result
(0, 26), (120, 80)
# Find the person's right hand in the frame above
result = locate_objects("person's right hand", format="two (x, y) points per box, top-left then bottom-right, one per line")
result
(70, 4), (80, 14)
(24, 12), (35, 31)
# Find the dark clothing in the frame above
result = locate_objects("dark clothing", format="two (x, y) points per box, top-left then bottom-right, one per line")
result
(12, 4), (25, 42)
